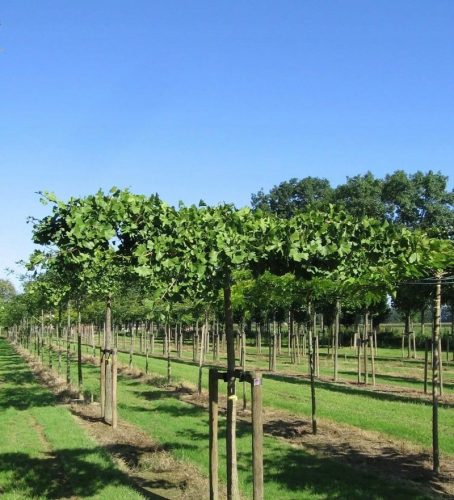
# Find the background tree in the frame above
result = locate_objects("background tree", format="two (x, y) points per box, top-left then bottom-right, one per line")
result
(251, 177), (333, 218)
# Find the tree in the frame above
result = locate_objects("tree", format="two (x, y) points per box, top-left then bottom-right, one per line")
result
(30, 188), (144, 428)
(333, 172), (386, 220)
(382, 170), (454, 238)
(0, 279), (16, 302)
(251, 177), (333, 218)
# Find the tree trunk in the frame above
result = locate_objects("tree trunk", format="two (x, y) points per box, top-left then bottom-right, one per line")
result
(224, 274), (240, 500)
(198, 318), (206, 395)
(77, 305), (83, 397)
(308, 301), (317, 434)
(66, 303), (71, 385)
(334, 299), (340, 382)
(432, 274), (441, 473)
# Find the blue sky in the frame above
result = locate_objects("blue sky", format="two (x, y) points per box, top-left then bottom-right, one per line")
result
(1, 1), (453, 287)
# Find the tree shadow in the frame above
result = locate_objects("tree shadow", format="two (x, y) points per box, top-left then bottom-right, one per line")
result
(0, 448), (162, 499)
(258, 443), (432, 500)
(266, 372), (454, 408)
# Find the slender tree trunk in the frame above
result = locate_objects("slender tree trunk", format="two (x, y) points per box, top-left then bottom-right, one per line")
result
(167, 323), (172, 384)
(66, 302), (71, 385)
(198, 318), (206, 395)
(104, 294), (115, 426)
(224, 274), (240, 500)
(334, 298), (340, 382)
(424, 339), (429, 394)
(241, 327), (247, 411)
(308, 301), (317, 434)
(77, 305), (83, 397)
(432, 274), (442, 474)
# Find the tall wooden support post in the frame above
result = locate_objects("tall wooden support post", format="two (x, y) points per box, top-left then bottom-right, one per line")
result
(363, 313), (369, 385)
(77, 307), (83, 397)
(101, 294), (117, 429)
(438, 339), (444, 396)
(370, 333), (376, 386)
(432, 274), (441, 474)
(112, 347), (118, 428)
(224, 276), (240, 500)
(66, 303), (71, 385)
(357, 334), (362, 384)
(424, 340), (429, 394)
(209, 369), (219, 500)
(333, 298), (340, 382)
(40, 309), (45, 364)
(251, 371), (263, 500)
(307, 302), (317, 434)
(100, 346), (106, 416)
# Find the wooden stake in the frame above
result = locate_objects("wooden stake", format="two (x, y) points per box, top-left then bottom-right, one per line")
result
(432, 274), (441, 474)
(251, 372), (263, 500)
(209, 369), (219, 500)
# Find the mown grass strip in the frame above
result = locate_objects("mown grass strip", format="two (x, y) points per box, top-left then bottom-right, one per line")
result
(0, 338), (144, 500)
(77, 356), (430, 499)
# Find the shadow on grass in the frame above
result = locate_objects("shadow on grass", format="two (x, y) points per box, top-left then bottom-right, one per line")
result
(266, 372), (454, 408)
(258, 441), (432, 500)
(0, 346), (56, 410)
(0, 448), (163, 499)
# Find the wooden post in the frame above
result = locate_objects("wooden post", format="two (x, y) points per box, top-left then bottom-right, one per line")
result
(363, 313), (368, 385)
(370, 334), (376, 386)
(374, 328), (378, 357)
(241, 329), (247, 411)
(424, 340), (429, 394)
(198, 321), (206, 395)
(334, 298), (340, 382)
(77, 307), (83, 397)
(112, 348), (117, 429)
(251, 372), (263, 500)
(209, 369), (219, 500)
(438, 338), (444, 397)
(432, 274), (441, 474)
(357, 335), (361, 384)
(66, 304), (71, 385)
(224, 276), (240, 500)
(103, 294), (116, 427)
(310, 334), (317, 434)
(100, 348), (106, 417)
(167, 324), (172, 385)
(129, 327), (134, 369)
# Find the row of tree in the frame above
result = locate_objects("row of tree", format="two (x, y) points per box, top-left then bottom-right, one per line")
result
(1, 178), (453, 497)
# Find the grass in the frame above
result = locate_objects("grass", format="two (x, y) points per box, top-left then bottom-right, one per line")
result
(89, 347), (453, 456)
(63, 335), (454, 455)
(17, 334), (452, 498)
(77, 360), (429, 499)
(0, 338), (144, 499)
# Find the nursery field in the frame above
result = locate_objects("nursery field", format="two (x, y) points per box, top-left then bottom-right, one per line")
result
(2, 185), (453, 499)
(4, 332), (453, 499)
(0, 338), (144, 499)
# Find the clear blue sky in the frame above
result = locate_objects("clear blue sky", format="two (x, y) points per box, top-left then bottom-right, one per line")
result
(1, 1), (453, 288)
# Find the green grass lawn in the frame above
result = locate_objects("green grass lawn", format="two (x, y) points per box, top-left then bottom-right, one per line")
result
(92, 347), (452, 457)
(76, 359), (429, 499)
(68, 336), (454, 455)
(81, 335), (454, 395)
(22, 335), (452, 498)
(0, 338), (144, 500)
